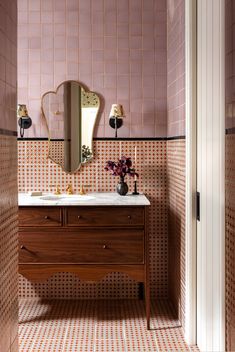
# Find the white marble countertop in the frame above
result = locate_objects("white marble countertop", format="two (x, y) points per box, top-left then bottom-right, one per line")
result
(18, 192), (150, 207)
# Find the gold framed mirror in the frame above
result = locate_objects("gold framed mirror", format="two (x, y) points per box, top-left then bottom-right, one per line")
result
(41, 81), (101, 173)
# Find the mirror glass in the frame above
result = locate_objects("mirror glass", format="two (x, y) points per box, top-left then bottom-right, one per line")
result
(42, 81), (100, 173)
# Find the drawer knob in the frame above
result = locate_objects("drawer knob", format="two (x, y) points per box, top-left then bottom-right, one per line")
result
(44, 216), (50, 220)
(20, 245), (25, 250)
(77, 215), (81, 219)
(103, 245), (108, 249)
(128, 215), (132, 219)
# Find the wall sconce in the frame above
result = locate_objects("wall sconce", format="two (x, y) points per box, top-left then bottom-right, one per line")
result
(17, 104), (32, 138)
(109, 104), (124, 138)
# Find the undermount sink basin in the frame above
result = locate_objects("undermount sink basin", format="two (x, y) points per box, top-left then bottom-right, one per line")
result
(40, 195), (65, 201)
(40, 194), (95, 201)
(60, 195), (95, 201)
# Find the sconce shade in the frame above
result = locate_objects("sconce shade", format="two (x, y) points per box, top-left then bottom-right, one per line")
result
(109, 104), (125, 119)
(17, 104), (32, 138)
(17, 104), (29, 118)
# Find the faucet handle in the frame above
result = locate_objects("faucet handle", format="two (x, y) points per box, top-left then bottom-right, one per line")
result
(54, 185), (61, 195)
(49, 184), (62, 195)
(79, 184), (91, 195)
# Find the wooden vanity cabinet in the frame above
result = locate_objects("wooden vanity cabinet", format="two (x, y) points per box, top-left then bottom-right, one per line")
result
(18, 205), (150, 328)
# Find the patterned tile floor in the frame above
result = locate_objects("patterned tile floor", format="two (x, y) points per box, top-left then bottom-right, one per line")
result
(19, 299), (199, 352)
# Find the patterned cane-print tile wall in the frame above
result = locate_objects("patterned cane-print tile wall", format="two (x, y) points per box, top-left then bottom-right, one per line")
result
(225, 134), (235, 351)
(0, 136), (18, 352)
(0, 0), (18, 351)
(225, 0), (235, 349)
(18, 139), (168, 299)
(167, 139), (186, 332)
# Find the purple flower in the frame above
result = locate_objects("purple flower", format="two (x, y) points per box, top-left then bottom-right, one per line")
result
(104, 156), (138, 179)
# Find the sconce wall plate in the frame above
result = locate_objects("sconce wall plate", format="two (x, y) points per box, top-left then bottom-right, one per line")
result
(109, 117), (123, 129)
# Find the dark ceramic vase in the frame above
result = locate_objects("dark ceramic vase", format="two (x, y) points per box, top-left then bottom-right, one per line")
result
(117, 176), (128, 196)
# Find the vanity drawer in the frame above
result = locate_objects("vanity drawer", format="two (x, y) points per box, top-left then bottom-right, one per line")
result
(19, 207), (62, 227)
(66, 206), (144, 227)
(19, 228), (144, 264)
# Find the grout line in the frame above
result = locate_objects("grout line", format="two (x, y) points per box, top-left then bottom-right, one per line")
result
(62, 324), (69, 350)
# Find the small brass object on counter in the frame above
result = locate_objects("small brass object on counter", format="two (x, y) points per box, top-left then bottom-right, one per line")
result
(79, 186), (86, 195)
(54, 185), (61, 195)
(66, 184), (73, 195)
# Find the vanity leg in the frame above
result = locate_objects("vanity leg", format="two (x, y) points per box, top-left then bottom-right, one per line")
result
(144, 207), (150, 330)
(145, 280), (151, 330)
(138, 282), (144, 300)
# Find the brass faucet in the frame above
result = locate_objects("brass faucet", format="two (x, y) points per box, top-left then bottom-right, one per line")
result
(79, 184), (91, 195)
(66, 184), (73, 195)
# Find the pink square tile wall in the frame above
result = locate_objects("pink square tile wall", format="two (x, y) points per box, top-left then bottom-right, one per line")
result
(167, 0), (185, 137)
(225, 0), (235, 130)
(0, 0), (17, 132)
(18, 140), (168, 299)
(17, 0), (167, 138)
(0, 1), (18, 352)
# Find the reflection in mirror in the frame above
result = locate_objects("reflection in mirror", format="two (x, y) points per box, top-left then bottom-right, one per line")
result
(41, 81), (100, 173)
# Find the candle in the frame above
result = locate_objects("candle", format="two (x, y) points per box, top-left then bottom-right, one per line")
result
(119, 141), (122, 159)
(134, 174), (137, 181)
(134, 146), (137, 164)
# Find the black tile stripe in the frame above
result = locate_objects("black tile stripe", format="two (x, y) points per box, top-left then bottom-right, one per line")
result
(17, 135), (186, 141)
(0, 128), (17, 137)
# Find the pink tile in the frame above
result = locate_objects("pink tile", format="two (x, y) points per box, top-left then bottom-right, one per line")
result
(54, 49), (66, 61)
(29, 37), (41, 49)
(130, 61), (142, 75)
(130, 23), (142, 36)
(105, 62), (117, 74)
(67, 37), (79, 49)
(54, 24), (66, 36)
(41, 11), (53, 24)
(130, 124), (143, 137)
(118, 37), (129, 50)
(92, 50), (104, 62)
(118, 50), (130, 63)
(92, 37), (104, 50)
(54, 1), (66, 11)
(93, 61), (104, 74)
(117, 24), (129, 37)
(130, 36), (142, 50)
(117, 62), (130, 75)
(67, 11), (79, 24)
(28, 11), (40, 24)
(66, 0), (79, 10)
(54, 36), (66, 49)
(42, 24), (53, 36)
(54, 11), (66, 24)
(41, 37), (53, 49)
